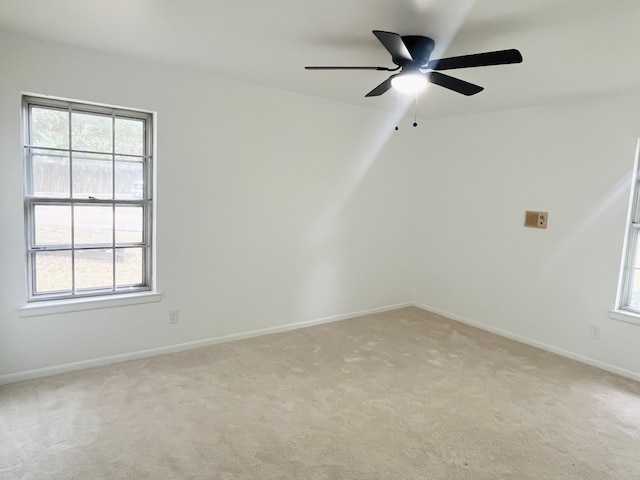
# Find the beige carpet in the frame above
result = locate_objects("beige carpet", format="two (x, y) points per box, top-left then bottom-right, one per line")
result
(1, 307), (639, 479)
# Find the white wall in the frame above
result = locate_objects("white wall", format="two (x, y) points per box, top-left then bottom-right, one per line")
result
(0, 28), (413, 379)
(408, 93), (640, 377)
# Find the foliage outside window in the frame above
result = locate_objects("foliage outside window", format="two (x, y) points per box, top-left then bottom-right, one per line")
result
(23, 95), (154, 302)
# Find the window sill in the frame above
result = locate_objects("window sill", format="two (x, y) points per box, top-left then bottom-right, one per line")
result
(19, 292), (163, 318)
(608, 308), (640, 327)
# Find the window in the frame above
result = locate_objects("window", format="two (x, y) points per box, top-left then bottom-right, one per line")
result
(615, 140), (640, 316)
(23, 95), (154, 302)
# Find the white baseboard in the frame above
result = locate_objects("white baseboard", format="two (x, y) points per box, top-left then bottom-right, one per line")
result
(3, 301), (639, 385)
(0, 302), (413, 386)
(411, 302), (640, 383)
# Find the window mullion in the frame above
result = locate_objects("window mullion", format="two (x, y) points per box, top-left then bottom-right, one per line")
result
(145, 114), (152, 287)
(68, 105), (76, 296)
(25, 200), (36, 295)
(71, 205), (76, 296)
(24, 104), (34, 197)
(112, 113), (116, 292)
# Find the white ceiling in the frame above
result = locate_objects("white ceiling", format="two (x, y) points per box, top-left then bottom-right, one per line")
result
(1, 0), (639, 118)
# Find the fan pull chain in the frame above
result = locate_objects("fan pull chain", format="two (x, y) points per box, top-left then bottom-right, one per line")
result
(395, 92), (400, 131)
(394, 92), (420, 131)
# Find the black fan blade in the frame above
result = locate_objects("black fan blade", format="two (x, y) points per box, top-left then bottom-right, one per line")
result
(427, 49), (522, 71)
(372, 30), (413, 64)
(305, 66), (397, 71)
(428, 72), (484, 96)
(365, 74), (398, 97)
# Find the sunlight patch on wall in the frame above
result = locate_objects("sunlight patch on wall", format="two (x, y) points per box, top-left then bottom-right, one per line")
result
(542, 173), (631, 274)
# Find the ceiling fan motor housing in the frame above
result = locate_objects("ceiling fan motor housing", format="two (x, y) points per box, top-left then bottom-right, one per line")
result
(399, 35), (435, 67)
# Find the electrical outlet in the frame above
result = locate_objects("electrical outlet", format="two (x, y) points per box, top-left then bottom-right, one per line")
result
(524, 211), (548, 229)
(589, 325), (600, 340)
(537, 212), (548, 228)
(169, 309), (179, 325)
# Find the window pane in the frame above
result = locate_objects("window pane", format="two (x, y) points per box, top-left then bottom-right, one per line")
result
(74, 205), (113, 246)
(30, 107), (69, 149)
(34, 205), (71, 247)
(115, 118), (144, 156)
(75, 249), (113, 290)
(31, 149), (70, 197)
(72, 111), (112, 153)
(34, 251), (72, 294)
(628, 269), (640, 309)
(115, 159), (143, 199)
(72, 152), (112, 198)
(116, 248), (143, 286)
(115, 206), (143, 244)
(630, 234), (640, 268)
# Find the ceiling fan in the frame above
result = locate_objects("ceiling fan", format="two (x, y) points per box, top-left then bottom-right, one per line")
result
(306, 30), (523, 97)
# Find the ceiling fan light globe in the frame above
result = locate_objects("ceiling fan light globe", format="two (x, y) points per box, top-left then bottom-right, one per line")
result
(391, 73), (428, 94)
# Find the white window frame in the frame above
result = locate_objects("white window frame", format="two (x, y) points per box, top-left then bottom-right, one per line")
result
(612, 139), (640, 325)
(22, 94), (155, 306)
